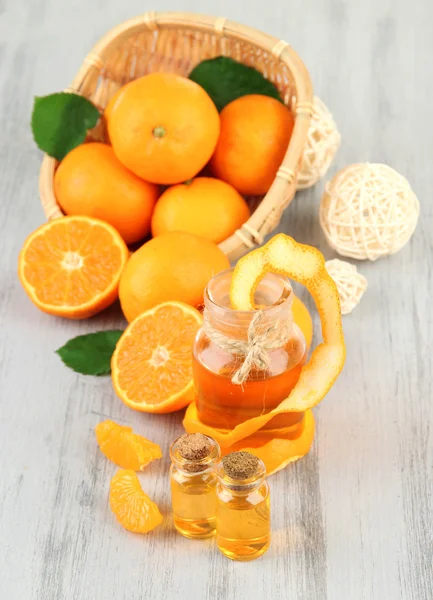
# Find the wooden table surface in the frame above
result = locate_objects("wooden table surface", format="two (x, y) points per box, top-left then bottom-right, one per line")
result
(1, 1), (432, 599)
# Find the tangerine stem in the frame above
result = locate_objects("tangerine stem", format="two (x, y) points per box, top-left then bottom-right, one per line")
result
(152, 126), (166, 138)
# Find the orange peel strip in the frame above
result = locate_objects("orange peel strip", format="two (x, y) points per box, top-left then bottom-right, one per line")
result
(224, 409), (315, 475)
(184, 404), (315, 474)
(230, 234), (345, 407)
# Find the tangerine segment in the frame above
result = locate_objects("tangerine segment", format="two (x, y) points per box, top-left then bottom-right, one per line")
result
(112, 302), (203, 413)
(109, 470), (163, 533)
(95, 420), (162, 470)
(18, 216), (129, 319)
(222, 409), (315, 475)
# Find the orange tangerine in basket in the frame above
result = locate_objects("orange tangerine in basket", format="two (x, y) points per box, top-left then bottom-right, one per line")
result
(111, 301), (203, 413)
(106, 73), (220, 185)
(210, 95), (294, 195)
(54, 143), (159, 245)
(110, 469), (163, 533)
(151, 177), (250, 244)
(95, 420), (162, 470)
(18, 215), (129, 319)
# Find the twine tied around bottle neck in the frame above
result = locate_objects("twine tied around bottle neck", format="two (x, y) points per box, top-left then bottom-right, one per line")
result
(202, 308), (294, 385)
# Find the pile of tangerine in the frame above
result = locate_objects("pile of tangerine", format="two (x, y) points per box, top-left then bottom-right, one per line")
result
(18, 72), (345, 504)
(21, 72), (296, 323)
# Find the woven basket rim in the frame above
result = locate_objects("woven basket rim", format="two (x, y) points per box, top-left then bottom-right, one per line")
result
(39, 11), (313, 261)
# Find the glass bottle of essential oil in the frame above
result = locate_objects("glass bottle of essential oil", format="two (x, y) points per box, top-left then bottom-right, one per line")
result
(192, 268), (307, 434)
(216, 451), (270, 561)
(170, 433), (220, 539)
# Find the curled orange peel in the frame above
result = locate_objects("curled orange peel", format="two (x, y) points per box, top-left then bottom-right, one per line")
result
(183, 234), (345, 449)
(230, 233), (346, 410)
(224, 409), (315, 475)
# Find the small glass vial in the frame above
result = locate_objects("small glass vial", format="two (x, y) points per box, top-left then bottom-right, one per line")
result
(170, 433), (220, 539)
(216, 451), (270, 561)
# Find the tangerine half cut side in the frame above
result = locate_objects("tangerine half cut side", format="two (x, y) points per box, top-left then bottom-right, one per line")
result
(18, 215), (129, 319)
(111, 301), (203, 413)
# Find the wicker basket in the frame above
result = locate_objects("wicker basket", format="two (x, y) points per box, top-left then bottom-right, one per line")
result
(39, 12), (313, 262)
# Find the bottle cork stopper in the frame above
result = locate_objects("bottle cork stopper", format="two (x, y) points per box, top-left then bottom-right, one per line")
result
(222, 451), (259, 480)
(177, 433), (211, 461)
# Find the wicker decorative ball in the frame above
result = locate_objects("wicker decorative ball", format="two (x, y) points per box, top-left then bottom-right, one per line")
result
(320, 163), (420, 260)
(296, 96), (341, 189)
(325, 259), (367, 315)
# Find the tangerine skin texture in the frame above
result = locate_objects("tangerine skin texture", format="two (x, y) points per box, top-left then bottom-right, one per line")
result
(151, 177), (251, 244)
(54, 143), (159, 245)
(107, 73), (221, 185)
(119, 231), (230, 322)
(210, 94), (294, 195)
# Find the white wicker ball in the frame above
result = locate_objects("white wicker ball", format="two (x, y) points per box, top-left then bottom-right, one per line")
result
(296, 96), (341, 189)
(320, 163), (420, 260)
(325, 259), (367, 315)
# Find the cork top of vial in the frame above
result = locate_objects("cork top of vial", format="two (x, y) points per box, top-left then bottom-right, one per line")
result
(222, 451), (260, 480)
(177, 433), (212, 461)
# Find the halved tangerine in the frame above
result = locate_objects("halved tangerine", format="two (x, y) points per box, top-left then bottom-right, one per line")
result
(109, 469), (163, 533)
(18, 215), (129, 319)
(95, 420), (162, 470)
(111, 301), (203, 413)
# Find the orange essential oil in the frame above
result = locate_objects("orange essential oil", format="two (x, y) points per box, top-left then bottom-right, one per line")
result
(193, 268), (307, 432)
(170, 433), (220, 539)
(216, 452), (270, 561)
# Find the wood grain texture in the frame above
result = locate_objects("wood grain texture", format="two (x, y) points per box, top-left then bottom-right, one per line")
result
(0, 0), (432, 599)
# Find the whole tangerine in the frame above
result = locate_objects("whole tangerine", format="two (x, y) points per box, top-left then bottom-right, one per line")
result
(210, 94), (294, 196)
(54, 143), (159, 245)
(151, 177), (250, 244)
(119, 231), (230, 322)
(106, 73), (220, 185)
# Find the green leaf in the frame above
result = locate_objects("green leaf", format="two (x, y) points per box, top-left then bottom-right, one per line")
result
(189, 56), (282, 111)
(31, 92), (100, 160)
(56, 330), (124, 376)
